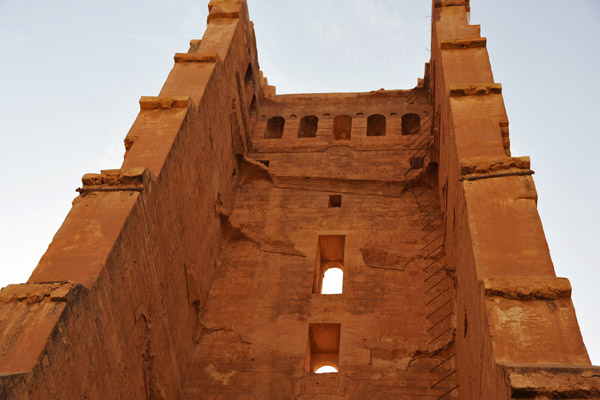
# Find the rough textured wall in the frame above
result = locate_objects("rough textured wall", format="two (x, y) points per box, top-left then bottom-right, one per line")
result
(181, 89), (462, 399)
(0, 0), (261, 398)
(250, 90), (431, 182)
(431, 0), (600, 398)
(1, 0), (599, 399)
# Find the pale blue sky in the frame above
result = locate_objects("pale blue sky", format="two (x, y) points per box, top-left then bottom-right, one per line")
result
(0, 0), (598, 364)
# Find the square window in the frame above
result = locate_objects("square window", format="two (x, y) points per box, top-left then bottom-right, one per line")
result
(328, 195), (342, 208)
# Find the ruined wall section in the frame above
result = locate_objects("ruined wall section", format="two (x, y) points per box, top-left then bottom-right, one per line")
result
(250, 88), (432, 183)
(181, 91), (460, 399)
(0, 0), (264, 398)
(431, 1), (600, 398)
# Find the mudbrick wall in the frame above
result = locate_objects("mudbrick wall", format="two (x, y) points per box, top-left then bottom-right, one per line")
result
(0, 0), (598, 399)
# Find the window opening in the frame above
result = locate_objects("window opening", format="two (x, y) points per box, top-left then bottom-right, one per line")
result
(333, 115), (352, 140)
(315, 365), (338, 374)
(266, 116), (285, 139)
(367, 114), (386, 136)
(313, 235), (345, 294)
(402, 113), (421, 135)
(328, 195), (342, 208)
(305, 323), (341, 373)
(298, 115), (319, 138)
(244, 63), (253, 87)
(321, 268), (343, 295)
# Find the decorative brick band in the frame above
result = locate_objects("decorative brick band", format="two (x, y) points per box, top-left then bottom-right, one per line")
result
(502, 363), (600, 397)
(460, 170), (534, 182)
(174, 52), (219, 63)
(450, 83), (502, 97)
(78, 167), (151, 193)
(459, 155), (532, 181)
(0, 282), (84, 304)
(434, 0), (467, 8)
(441, 37), (487, 50)
(483, 277), (572, 300)
(207, 12), (240, 23)
(139, 96), (190, 110)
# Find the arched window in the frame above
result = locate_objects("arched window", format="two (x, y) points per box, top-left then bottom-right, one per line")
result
(244, 63), (253, 87)
(321, 266), (343, 294)
(265, 116), (285, 139)
(298, 115), (319, 138)
(367, 114), (386, 136)
(402, 113), (421, 135)
(333, 115), (352, 140)
(313, 236), (345, 294)
(306, 323), (341, 373)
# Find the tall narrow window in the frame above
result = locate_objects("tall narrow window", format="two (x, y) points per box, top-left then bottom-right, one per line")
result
(321, 267), (343, 294)
(298, 115), (319, 138)
(333, 115), (352, 140)
(266, 116), (285, 139)
(305, 323), (341, 373)
(313, 235), (345, 294)
(367, 114), (386, 136)
(402, 113), (421, 135)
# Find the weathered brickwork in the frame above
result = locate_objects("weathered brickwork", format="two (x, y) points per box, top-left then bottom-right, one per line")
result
(1, 0), (598, 399)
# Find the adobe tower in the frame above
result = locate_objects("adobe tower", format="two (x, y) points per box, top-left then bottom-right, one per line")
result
(1, 0), (599, 398)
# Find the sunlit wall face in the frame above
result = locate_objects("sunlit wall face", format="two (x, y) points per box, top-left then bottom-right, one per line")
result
(0, 0), (598, 365)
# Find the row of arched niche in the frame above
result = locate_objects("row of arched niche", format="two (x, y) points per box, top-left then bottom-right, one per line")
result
(264, 113), (421, 139)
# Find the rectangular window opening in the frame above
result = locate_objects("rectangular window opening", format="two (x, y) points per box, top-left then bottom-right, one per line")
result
(313, 235), (345, 295)
(305, 323), (341, 373)
(333, 115), (352, 140)
(328, 195), (342, 208)
(266, 116), (285, 139)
